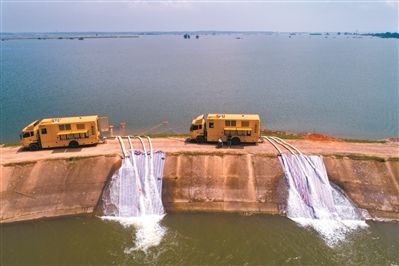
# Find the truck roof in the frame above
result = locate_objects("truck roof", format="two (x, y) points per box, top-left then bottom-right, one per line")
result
(207, 114), (260, 120)
(39, 115), (98, 125)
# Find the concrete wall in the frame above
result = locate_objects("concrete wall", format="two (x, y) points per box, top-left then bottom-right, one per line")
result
(1, 153), (398, 223)
(162, 153), (399, 220)
(0, 156), (120, 223)
(162, 153), (286, 214)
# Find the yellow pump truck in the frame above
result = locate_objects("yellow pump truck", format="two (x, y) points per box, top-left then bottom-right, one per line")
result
(189, 113), (261, 144)
(20, 115), (108, 150)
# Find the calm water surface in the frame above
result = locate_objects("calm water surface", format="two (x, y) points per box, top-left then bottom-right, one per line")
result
(1, 214), (398, 265)
(1, 34), (398, 142)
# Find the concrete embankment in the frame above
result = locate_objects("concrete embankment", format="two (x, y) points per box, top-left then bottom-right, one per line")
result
(1, 138), (398, 223)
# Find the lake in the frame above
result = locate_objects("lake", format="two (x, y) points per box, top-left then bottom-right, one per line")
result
(1, 34), (399, 265)
(1, 33), (398, 143)
(1, 214), (398, 265)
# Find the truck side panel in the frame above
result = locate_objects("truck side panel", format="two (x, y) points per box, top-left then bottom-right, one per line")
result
(206, 119), (260, 143)
(39, 121), (99, 148)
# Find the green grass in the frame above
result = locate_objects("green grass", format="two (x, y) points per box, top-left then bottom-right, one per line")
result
(261, 130), (304, 140)
(262, 129), (388, 143)
(342, 138), (386, 144)
(105, 133), (190, 139)
(147, 133), (190, 138)
(3, 161), (36, 167)
(2, 143), (20, 147)
(167, 151), (240, 156)
(330, 153), (387, 162)
(265, 134), (304, 140)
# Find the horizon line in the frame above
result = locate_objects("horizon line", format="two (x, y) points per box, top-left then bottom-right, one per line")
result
(3, 30), (397, 34)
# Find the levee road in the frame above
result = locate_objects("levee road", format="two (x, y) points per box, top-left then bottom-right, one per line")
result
(1, 138), (397, 165)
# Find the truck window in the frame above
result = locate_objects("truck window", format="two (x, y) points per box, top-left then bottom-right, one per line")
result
(241, 121), (249, 127)
(224, 130), (232, 136)
(41, 128), (47, 134)
(23, 132), (31, 138)
(77, 124), (85, 130)
(59, 124), (71, 131)
(209, 122), (214, 128)
(225, 120), (236, 127)
(199, 125), (202, 129)
(30, 131), (34, 136)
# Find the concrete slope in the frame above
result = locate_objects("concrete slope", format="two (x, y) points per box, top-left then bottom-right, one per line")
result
(1, 138), (398, 223)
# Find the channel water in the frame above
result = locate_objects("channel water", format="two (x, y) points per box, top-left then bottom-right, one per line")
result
(101, 136), (166, 252)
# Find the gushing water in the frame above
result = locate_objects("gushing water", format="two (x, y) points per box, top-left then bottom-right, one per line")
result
(101, 136), (166, 251)
(279, 154), (368, 246)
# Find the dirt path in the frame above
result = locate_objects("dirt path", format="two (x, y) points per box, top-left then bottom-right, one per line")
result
(1, 138), (398, 165)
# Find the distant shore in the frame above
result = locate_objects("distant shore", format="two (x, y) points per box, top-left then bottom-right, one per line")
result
(2, 31), (398, 41)
(1, 34), (140, 41)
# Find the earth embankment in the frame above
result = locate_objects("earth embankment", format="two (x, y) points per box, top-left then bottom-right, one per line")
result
(1, 138), (398, 223)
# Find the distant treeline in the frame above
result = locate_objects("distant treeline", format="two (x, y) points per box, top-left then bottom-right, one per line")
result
(365, 32), (399, 39)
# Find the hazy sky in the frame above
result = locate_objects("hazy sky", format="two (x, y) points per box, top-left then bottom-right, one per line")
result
(2, 1), (398, 32)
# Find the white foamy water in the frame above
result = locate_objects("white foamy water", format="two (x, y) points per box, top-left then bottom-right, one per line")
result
(101, 137), (166, 251)
(101, 215), (166, 252)
(279, 154), (368, 246)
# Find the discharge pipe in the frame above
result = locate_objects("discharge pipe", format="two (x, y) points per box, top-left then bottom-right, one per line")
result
(269, 136), (296, 155)
(116, 136), (129, 158)
(262, 136), (282, 155)
(127, 136), (143, 194)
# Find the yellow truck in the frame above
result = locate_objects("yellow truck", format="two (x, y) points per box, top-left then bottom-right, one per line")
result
(20, 115), (106, 150)
(190, 113), (261, 144)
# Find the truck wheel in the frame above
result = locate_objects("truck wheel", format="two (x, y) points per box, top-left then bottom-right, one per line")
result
(29, 143), (40, 151)
(68, 141), (79, 148)
(196, 136), (205, 144)
(231, 137), (241, 145)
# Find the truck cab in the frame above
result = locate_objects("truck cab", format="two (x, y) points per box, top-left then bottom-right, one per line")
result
(20, 120), (41, 150)
(189, 114), (206, 143)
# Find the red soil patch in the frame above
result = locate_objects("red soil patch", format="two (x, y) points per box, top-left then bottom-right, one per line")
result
(304, 133), (340, 142)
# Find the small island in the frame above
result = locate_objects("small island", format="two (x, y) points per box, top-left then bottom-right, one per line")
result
(365, 32), (399, 39)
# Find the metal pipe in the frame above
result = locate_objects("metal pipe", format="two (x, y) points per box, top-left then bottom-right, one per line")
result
(127, 136), (143, 194)
(270, 136), (296, 155)
(116, 136), (129, 158)
(273, 137), (303, 155)
(272, 137), (324, 181)
(137, 136), (149, 181)
(262, 136), (282, 155)
(273, 137), (318, 170)
(127, 135), (134, 150)
(145, 136), (155, 178)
